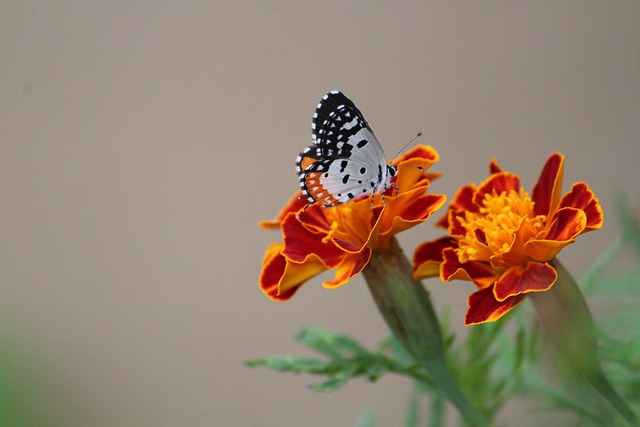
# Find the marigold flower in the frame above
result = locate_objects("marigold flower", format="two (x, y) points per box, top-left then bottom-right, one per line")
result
(260, 145), (446, 301)
(413, 153), (603, 325)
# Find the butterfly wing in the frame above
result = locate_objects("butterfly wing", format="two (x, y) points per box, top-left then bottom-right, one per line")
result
(296, 91), (389, 207)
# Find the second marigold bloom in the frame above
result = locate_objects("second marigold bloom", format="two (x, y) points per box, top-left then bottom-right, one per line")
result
(413, 153), (603, 325)
(260, 146), (446, 301)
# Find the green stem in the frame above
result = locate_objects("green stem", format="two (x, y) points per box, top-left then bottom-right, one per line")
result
(363, 237), (489, 427)
(530, 258), (638, 426)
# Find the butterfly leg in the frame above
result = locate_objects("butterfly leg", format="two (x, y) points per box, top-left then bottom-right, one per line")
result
(391, 182), (399, 198)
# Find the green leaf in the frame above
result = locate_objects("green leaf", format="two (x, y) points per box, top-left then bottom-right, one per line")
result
(246, 328), (417, 393)
(243, 356), (336, 374)
(309, 363), (359, 392)
(293, 328), (346, 359)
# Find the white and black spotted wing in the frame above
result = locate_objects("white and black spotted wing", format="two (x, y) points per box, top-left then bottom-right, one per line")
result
(296, 90), (397, 207)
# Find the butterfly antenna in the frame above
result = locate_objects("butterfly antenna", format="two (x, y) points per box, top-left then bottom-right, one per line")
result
(391, 132), (422, 160)
(390, 132), (424, 171)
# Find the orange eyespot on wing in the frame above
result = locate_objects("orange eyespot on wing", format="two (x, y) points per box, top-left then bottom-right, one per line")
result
(299, 156), (318, 171)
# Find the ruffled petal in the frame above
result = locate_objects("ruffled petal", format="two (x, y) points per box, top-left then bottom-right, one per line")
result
(544, 207), (587, 241)
(413, 237), (457, 279)
(439, 184), (478, 233)
(281, 213), (345, 267)
(294, 203), (333, 234)
(519, 209), (580, 260)
(558, 182), (603, 231)
(523, 208), (586, 260)
(323, 250), (372, 288)
(465, 286), (526, 325)
(523, 238), (574, 262)
(377, 189), (446, 248)
(450, 184), (479, 213)
(441, 248), (497, 288)
(330, 203), (383, 253)
(493, 262), (557, 301)
(394, 145), (440, 192)
(532, 153), (564, 216)
(260, 243), (327, 301)
(473, 172), (520, 207)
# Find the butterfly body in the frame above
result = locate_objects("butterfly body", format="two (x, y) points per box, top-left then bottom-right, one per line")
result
(296, 91), (397, 207)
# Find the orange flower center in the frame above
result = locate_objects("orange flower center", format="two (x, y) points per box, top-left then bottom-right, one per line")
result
(322, 205), (370, 246)
(455, 189), (545, 265)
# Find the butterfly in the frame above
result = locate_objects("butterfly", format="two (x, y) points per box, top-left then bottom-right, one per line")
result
(296, 90), (415, 208)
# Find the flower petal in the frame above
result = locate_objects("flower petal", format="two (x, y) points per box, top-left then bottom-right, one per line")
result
(522, 239), (573, 262)
(532, 153), (564, 217)
(465, 286), (526, 325)
(438, 184), (477, 232)
(413, 237), (457, 279)
(493, 262), (557, 301)
(281, 212), (345, 267)
(330, 203), (383, 253)
(260, 243), (327, 301)
(441, 247), (497, 288)
(558, 182), (603, 231)
(394, 145), (441, 191)
(258, 192), (307, 230)
(399, 145), (439, 164)
(294, 203), (333, 234)
(523, 208), (586, 260)
(473, 172), (520, 207)
(323, 249), (372, 288)
(377, 189), (446, 247)
(489, 157), (502, 174)
(544, 207), (588, 241)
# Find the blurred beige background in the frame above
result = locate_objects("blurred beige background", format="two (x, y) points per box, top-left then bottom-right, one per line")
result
(2, 2), (639, 426)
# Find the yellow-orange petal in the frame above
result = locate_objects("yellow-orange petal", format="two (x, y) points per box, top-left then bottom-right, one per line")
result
(331, 202), (383, 253)
(394, 145), (440, 191)
(522, 207), (586, 260)
(260, 243), (327, 301)
(323, 249), (372, 288)
(532, 153), (564, 217)
(558, 182), (603, 231)
(523, 238), (574, 262)
(465, 286), (526, 325)
(493, 262), (557, 301)
(413, 237), (457, 279)
(441, 247), (497, 288)
(397, 144), (439, 165)
(377, 190), (446, 248)
(258, 191), (307, 230)
(297, 199), (381, 254)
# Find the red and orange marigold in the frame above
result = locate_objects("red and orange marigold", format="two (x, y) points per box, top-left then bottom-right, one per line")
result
(413, 153), (603, 325)
(260, 146), (446, 301)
